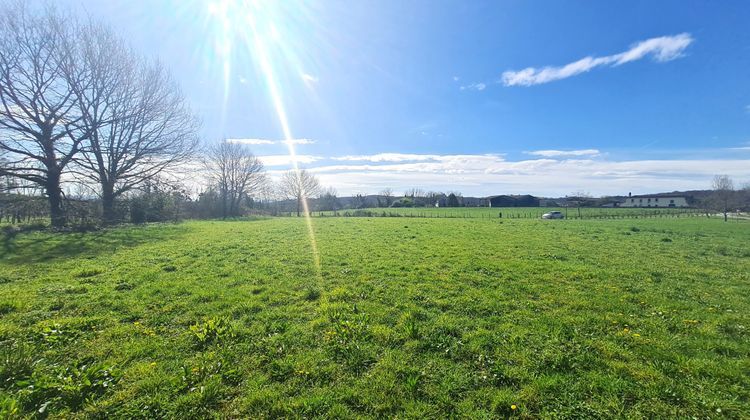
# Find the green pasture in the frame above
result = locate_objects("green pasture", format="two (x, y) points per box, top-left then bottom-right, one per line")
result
(0, 217), (748, 418)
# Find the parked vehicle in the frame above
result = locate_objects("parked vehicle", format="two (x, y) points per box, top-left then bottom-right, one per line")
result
(542, 211), (564, 219)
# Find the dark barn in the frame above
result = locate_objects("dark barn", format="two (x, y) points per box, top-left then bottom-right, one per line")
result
(487, 195), (540, 207)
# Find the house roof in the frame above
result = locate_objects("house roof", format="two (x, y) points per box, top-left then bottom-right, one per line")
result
(627, 194), (688, 199)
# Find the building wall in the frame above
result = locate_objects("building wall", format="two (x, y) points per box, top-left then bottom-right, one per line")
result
(620, 196), (689, 208)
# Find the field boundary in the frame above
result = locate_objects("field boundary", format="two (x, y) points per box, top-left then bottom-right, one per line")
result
(278, 208), (718, 220)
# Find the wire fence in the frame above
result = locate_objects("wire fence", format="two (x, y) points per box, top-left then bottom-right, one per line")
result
(279, 208), (713, 220)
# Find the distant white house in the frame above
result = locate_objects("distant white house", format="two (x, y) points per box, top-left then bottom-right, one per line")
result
(620, 193), (690, 208)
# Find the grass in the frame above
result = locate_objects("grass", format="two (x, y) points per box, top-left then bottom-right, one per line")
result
(0, 217), (748, 418)
(314, 206), (705, 219)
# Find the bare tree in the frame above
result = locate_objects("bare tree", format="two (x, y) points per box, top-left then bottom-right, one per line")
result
(0, 4), (87, 227)
(204, 141), (266, 218)
(71, 23), (199, 223)
(404, 188), (425, 198)
(317, 186), (339, 212)
(711, 175), (734, 222)
(379, 187), (393, 207)
(279, 169), (320, 216)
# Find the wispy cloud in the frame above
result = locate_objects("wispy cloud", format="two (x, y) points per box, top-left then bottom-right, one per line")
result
(257, 155), (322, 167)
(525, 149), (601, 157)
(332, 153), (442, 162)
(502, 33), (694, 87)
(226, 138), (316, 146)
(283, 139), (316, 145)
(226, 138), (275, 145)
(301, 73), (319, 84)
(460, 82), (486, 91)
(745, 105), (750, 114)
(331, 153), (503, 163)
(305, 154), (750, 196)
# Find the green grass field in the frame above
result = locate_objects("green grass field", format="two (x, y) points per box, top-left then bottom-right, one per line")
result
(316, 206), (705, 219)
(1, 217), (749, 418)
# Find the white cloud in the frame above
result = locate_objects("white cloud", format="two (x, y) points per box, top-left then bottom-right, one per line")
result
(502, 33), (693, 87)
(332, 153), (442, 162)
(294, 152), (750, 196)
(453, 76), (460, 81)
(283, 139), (316, 145)
(331, 153), (503, 164)
(301, 73), (319, 84)
(257, 154), (321, 166)
(225, 138), (316, 146)
(226, 138), (275, 145)
(460, 82), (486, 91)
(525, 149), (601, 157)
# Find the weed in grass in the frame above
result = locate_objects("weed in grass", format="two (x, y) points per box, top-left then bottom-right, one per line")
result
(304, 287), (321, 301)
(72, 267), (104, 278)
(189, 316), (233, 348)
(400, 312), (421, 340)
(114, 281), (135, 291)
(0, 301), (18, 315)
(55, 362), (121, 410)
(0, 340), (36, 387)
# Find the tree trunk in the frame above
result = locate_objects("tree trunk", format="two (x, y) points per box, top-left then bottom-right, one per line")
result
(297, 196), (301, 217)
(221, 190), (228, 219)
(46, 170), (65, 228)
(101, 183), (116, 225)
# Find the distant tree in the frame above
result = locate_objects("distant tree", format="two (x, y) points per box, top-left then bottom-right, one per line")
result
(447, 193), (460, 207)
(128, 178), (187, 223)
(404, 188), (426, 206)
(0, 4), (87, 227)
(711, 175), (734, 222)
(279, 169), (321, 217)
(204, 141), (266, 218)
(71, 22), (200, 224)
(352, 193), (367, 209)
(379, 188), (394, 207)
(317, 186), (339, 212)
(742, 182), (750, 211)
(404, 188), (424, 198)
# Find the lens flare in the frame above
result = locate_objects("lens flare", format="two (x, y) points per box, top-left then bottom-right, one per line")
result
(206, 0), (322, 279)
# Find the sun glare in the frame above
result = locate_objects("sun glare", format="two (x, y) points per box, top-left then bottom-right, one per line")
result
(205, 0), (322, 279)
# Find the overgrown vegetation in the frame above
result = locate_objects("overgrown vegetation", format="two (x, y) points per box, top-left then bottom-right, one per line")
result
(0, 217), (748, 417)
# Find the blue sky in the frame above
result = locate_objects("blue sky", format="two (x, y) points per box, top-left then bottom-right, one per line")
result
(64, 0), (750, 196)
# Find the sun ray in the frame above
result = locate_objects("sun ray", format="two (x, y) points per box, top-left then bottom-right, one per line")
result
(204, 0), (323, 280)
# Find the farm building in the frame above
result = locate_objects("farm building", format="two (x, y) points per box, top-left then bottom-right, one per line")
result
(620, 193), (690, 208)
(487, 194), (540, 207)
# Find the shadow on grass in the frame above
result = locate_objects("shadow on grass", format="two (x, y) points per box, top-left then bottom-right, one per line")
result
(0, 223), (188, 265)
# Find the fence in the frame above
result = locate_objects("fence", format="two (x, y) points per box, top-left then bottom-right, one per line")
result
(277, 208), (709, 220)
